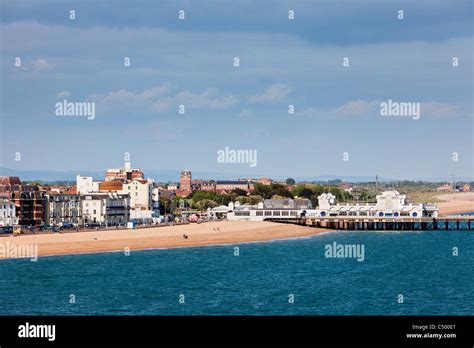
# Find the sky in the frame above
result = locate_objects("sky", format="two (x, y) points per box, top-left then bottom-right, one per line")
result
(0, 0), (472, 180)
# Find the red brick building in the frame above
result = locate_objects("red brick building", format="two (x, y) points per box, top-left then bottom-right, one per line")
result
(0, 177), (45, 226)
(177, 170), (192, 196)
(215, 180), (250, 193)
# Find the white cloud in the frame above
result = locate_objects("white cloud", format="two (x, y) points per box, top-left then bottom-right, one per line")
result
(420, 101), (460, 118)
(90, 85), (171, 105)
(174, 88), (237, 108)
(57, 90), (70, 98)
(90, 85), (238, 113)
(243, 128), (269, 139)
(332, 100), (380, 116)
(298, 100), (379, 118)
(298, 100), (461, 119)
(237, 109), (254, 118)
(32, 58), (53, 71)
(249, 84), (291, 103)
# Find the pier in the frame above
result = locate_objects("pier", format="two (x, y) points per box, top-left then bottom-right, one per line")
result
(279, 216), (474, 231)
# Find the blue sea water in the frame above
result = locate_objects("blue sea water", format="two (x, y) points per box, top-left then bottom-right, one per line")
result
(1, 230), (473, 315)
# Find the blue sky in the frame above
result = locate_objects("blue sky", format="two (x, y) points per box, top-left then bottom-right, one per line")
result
(0, 0), (472, 180)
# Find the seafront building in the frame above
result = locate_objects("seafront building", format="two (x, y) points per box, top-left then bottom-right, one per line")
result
(311, 191), (438, 218)
(10, 190), (45, 226)
(44, 192), (82, 227)
(0, 198), (19, 226)
(227, 191), (439, 221)
(227, 198), (312, 220)
(105, 160), (144, 182)
(118, 178), (159, 223)
(0, 176), (45, 226)
(81, 192), (130, 226)
(76, 175), (100, 194)
(77, 161), (160, 224)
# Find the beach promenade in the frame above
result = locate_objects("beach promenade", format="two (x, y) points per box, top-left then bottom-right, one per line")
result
(0, 221), (329, 259)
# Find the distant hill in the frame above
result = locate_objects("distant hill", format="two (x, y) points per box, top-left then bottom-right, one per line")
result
(1, 167), (470, 184)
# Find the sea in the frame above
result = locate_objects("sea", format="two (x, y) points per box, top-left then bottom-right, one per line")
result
(1, 230), (473, 315)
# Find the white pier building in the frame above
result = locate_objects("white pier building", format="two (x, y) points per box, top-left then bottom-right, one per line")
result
(226, 191), (438, 221)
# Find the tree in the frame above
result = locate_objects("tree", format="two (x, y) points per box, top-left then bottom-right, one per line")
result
(235, 196), (249, 204)
(271, 195), (287, 200)
(191, 190), (217, 202)
(231, 188), (248, 197)
(253, 183), (273, 199)
(248, 195), (263, 205)
(159, 197), (171, 215)
(198, 199), (218, 210)
(269, 183), (293, 198)
(296, 187), (313, 199)
(286, 178), (296, 185)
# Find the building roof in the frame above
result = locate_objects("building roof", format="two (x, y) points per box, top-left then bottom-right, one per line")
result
(211, 205), (231, 212)
(216, 181), (249, 185)
(46, 192), (80, 196)
(264, 198), (312, 209)
(0, 176), (21, 185)
(99, 181), (124, 191)
(64, 187), (77, 194)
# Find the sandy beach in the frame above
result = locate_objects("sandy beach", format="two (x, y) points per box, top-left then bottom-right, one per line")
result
(0, 221), (329, 259)
(436, 192), (474, 215)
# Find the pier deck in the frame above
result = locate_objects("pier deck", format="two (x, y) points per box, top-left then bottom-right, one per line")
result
(270, 216), (474, 231)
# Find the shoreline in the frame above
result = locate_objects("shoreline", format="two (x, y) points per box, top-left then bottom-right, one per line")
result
(436, 192), (474, 216)
(0, 221), (330, 259)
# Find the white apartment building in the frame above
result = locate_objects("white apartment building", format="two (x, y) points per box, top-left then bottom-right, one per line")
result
(77, 168), (159, 224)
(119, 178), (160, 223)
(81, 192), (130, 226)
(0, 198), (18, 226)
(44, 193), (82, 227)
(76, 175), (100, 194)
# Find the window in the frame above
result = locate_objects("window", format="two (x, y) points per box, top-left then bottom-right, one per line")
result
(256, 211), (263, 216)
(273, 211), (280, 216)
(265, 211), (272, 216)
(282, 211), (289, 216)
